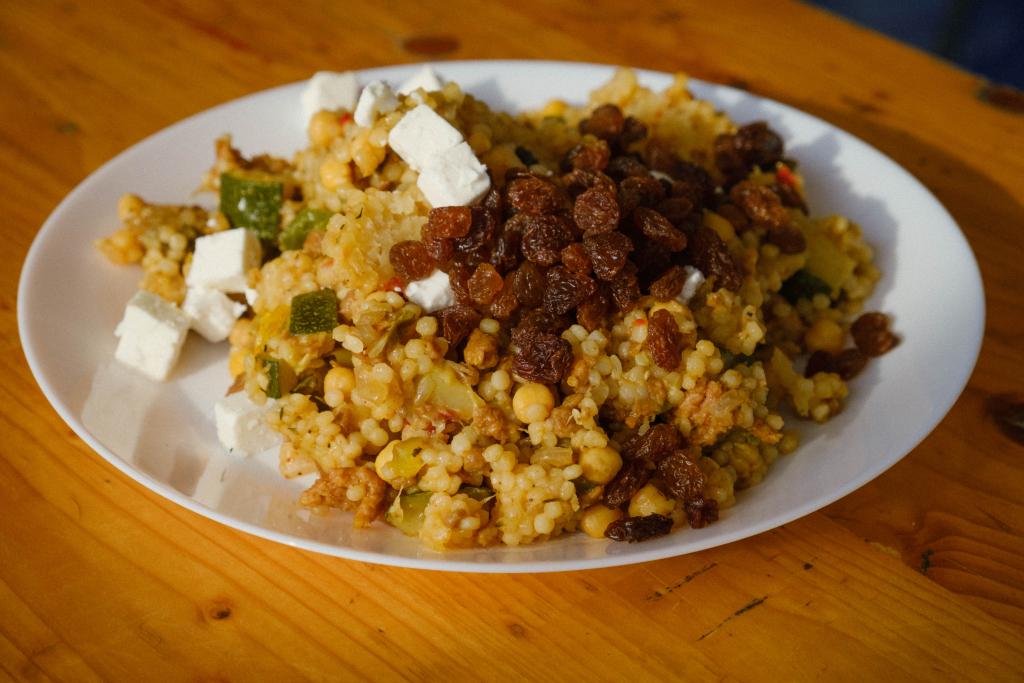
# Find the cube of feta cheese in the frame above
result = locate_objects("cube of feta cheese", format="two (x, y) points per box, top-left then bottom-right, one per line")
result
(114, 290), (190, 381)
(354, 80), (398, 127)
(182, 287), (246, 343)
(403, 269), (454, 313)
(214, 392), (281, 456)
(301, 70), (359, 122)
(416, 141), (491, 207)
(387, 104), (464, 172)
(397, 65), (445, 95)
(677, 266), (706, 304)
(186, 228), (261, 293)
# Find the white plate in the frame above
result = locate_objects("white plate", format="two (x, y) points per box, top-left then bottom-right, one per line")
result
(18, 61), (984, 572)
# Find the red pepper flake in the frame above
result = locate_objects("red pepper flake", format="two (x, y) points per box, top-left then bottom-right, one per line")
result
(775, 164), (797, 189)
(383, 276), (403, 292)
(338, 113), (353, 126)
(633, 318), (647, 327)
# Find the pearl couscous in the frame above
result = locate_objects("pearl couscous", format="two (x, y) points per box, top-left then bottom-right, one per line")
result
(97, 67), (897, 549)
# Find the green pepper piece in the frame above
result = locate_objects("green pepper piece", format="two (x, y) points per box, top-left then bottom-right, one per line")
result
(260, 357), (295, 398)
(779, 269), (832, 304)
(289, 289), (338, 335)
(279, 207), (332, 251)
(385, 491), (433, 536)
(220, 172), (283, 240)
(459, 485), (494, 502)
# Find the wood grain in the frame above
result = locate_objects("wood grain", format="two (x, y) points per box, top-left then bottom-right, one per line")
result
(2, 0), (1023, 679)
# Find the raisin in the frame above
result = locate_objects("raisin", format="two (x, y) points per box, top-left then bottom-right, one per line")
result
(649, 265), (687, 300)
(621, 423), (683, 464)
(489, 230), (522, 273)
(657, 450), (704, 501)
(580, 104), (625, 140)
(582, 231), (633, 281)
(573, 188), (620, 234)
(644, 144), (683, 175)
(655, 197), (694, 226)
(424, 206), (472, 239)
(833, 348), (868, 380)
(605, 155), (649, 181)
(609, 263), (641, 311)
(482, 187), (504, 215)
(772, 181), (808, 213)
(452, 207), (498, 265)
(670, 163), (715, 208)
(447, 263), (474, 306)
(619, 176), (666, 215)
(715, 203), (750, 231)
(577, 287), (611, 331)
(766, 226), (806, 254)
(647, 310), (684, 370)
(439, 305), (481, 347)
(512, 331), (572, 384)
(506, 176), (564, 215)
(605, 514), (673, 542)
(851, 312), (898, 357)
(389, 240), (435, 281)
(511, 262), (546, 308)
(729, 181), (790, 230)
(468, 263), (504, 306)
(560, 242), (592, 274)
(631, 242), (672, 288)
(687, 227), (742, 291)
(714, 122), (785, 185)
(804, 350), (834, 377)
(565, 138), (611, 172)
(735, 122), (784, 169)
(603, 459), (652, 508)
(489, 274), (519, 320)
(616, 116), (648, 150)
(423, 237), (454, 267)
(685, 499), (718, 528)
(562, 168), (618, 197)
(634, 207), (687, 251)
(522, 215), (573, 266)
(512, 309), (568, 347)
(543, 266), (597, 314)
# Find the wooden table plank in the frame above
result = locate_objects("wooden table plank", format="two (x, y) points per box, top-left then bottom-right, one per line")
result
(3, 0), (1023, 679)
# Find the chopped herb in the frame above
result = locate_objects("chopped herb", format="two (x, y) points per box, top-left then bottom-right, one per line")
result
(574, 479), (598, 496)
(514, 145), (538, 166)
(220, 172), (283, 239)
(289, 289), (338, 335)
(779, 269), (832, 304)
(279, 206), (332, 251)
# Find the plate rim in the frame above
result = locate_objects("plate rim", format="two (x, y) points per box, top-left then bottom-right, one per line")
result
(17, 59), (985, 573)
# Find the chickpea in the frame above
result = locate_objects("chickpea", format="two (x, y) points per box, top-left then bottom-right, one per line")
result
(319, 157), (351, 190)
(308, 110), (343, 146)
(628, 483), (675, 517)
(323, 366), (355, 408)
(804, 317), (844, 354)
(512, 383), (554, 424)
(579, 447), (622, 484)
(580, 505), (624, 539)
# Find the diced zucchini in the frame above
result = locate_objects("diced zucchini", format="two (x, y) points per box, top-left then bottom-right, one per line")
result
(415, 363), (484, 421)
(260, 356), (295, 398)
(220, 172), (283, 240)
(367, 304), (420, 358)
(803, 224), (856, 294)
(279, 207), (332, 251)
(779, 269), (832, 304)
(385, 491), (433, 536)
(289, 289), (338, 335)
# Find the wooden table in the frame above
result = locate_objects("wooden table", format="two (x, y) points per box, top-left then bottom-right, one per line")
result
(3, 0), (1022, 679)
